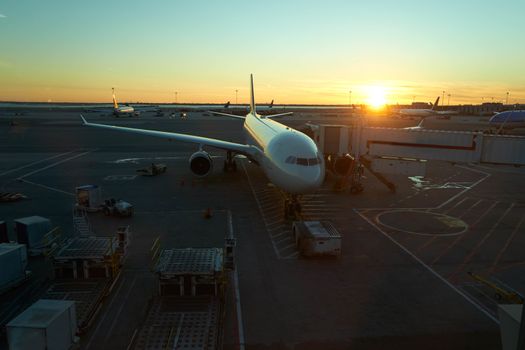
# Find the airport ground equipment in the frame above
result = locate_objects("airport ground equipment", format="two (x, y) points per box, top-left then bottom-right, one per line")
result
(468, 272), (524, 304)
(73, 207), (94, 237)
(102, 198), (133, 217)
(75, 184), (102, 212)
(133, 248), (225, 350)
(53, 234), (126, 279)
(6, 299), (77, 350)
(0, 192), (27, 202)
(0, 243), (30, 294)
(156, 248), (224, 296)
(308, 122), (525, 193)
(136, 163), (167, 176)
(14, 216), (60, 255)
(292, 221), (342, 257)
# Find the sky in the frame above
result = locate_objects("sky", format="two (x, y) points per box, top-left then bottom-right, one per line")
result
(0, 0), (524, 105)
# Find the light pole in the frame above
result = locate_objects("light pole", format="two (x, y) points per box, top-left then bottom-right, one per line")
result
(447, 94), (451, 106)
(175, 91), (178, 104)
(349, 90), (352, 106)
(235, 90), (238, 105)
(506, 92), (509, 105)
(442, 90), (445, 107)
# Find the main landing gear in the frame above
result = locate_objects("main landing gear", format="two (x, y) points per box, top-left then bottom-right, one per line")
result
(223, 151), (237, 172)
(284, 194), (302, 220)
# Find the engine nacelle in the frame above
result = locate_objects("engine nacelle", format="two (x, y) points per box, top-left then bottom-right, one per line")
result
(189, 151), (213, 177)
(332, 154), (355, 176)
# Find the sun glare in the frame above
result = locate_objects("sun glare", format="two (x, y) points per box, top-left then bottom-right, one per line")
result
(366, 86), (387, 109)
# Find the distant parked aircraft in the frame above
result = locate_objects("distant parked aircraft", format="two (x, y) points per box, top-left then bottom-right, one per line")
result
(85, 88), (159, 117)
(399, 97), (458, 117)
(489, 110), (525, 129)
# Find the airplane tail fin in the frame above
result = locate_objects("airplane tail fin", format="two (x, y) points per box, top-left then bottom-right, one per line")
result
(269, 99), (274, 108)
(249, 74), (256, 115)
(224, 101), (230, 109)
(112, 88), (119, 109)
(431, 96), (440, 110)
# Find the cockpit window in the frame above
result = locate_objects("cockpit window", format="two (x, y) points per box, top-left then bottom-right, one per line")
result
(286, 155), (322, 166)
(285, 156), (296, 164)
(308, 157), (320, 165)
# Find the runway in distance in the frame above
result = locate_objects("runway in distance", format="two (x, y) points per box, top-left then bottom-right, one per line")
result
(81, 75), (325, 213)
(85, 88), (159, 117)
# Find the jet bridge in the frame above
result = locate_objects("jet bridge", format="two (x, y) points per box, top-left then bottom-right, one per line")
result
(310, 123), (525, 192)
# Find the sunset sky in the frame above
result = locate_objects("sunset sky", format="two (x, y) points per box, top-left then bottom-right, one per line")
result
(1, 0), (524, 105)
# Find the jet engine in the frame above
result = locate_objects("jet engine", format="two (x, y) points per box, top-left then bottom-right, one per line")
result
(332, 154), (355, 176)
(189, 151), (213, 176)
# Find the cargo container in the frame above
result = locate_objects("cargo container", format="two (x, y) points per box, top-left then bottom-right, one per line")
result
(14, 216), (52, 249)
(6, 299), (77, 350)
(0, 243), (28, 293)
(292, 221), (342, 257)
(75, 185), (102, 211)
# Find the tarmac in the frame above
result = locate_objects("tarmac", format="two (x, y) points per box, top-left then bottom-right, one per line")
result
(1, 108), (524, 349)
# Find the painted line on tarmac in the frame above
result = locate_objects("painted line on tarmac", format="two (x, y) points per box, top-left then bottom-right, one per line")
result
(84, 275), (128, 350)
(489, 215), (525, 274)
(429, 201), (500, 266)
(228, 211), (246, 350)
(103, 275), (138, 345)
(18, 179), (75, 196)
(451, 202), (515, 278)
(355, 209), (500, 324)
(17, 149), (96, 179)
(0, 150), (77, 177)
(242, 161), (282, 259)
(436, 165), (490, 209)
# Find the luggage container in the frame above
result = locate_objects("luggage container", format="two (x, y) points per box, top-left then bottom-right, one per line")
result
(14, 216), (51, 250)
(75, 185), (102, 212)
(0, 243), (29, 293)
(292, 221), (342, 257)
(6, 299), (77, 350)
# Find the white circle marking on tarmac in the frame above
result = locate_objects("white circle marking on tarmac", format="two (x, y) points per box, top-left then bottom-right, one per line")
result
(375, 209), (468, 237)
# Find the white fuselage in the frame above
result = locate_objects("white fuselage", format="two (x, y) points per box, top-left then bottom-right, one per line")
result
(242, 112), (325, 194)
(399, 109), (458, 117)
(114, 106), (135, 116)
(399, 109), (434, 117)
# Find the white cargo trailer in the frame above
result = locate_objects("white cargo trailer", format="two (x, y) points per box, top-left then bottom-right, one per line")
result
(0, 243), (29, 293)
(292, 221), (342, 257)
(14, 216), (52, 252)
(6, 299), (77, 350)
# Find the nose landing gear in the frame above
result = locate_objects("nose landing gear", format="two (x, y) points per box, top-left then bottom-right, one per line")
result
(284, 194), (302, 220)
(223, 151), (237, 172)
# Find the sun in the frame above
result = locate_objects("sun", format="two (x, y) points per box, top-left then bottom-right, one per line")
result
(366, 86), (387, 109)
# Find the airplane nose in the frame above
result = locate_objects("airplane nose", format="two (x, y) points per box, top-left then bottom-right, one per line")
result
(295, 165), (325, 193)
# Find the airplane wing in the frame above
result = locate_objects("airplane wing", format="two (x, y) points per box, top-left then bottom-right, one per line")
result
(264, 112), (293, 119)
(80, 115), (258, 156)
(207, 111), (246, 120)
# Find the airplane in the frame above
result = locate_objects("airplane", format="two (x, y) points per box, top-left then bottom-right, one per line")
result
(81, 75), (324, 217)
(85, 88), (159, 117)
(489, 110), (525, 130)
(398, 97), (458, 117)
